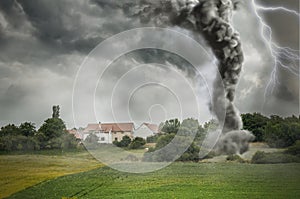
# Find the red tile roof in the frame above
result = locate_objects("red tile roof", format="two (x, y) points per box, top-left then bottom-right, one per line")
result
(67, 129), (82, 139)
(83, 123), (134, 133)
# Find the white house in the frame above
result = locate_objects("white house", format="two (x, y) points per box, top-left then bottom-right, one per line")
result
(134, 123), (159, 140)
(82, 123), (134, 144)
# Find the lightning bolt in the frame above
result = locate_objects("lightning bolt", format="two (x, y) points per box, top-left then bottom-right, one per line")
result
(251, 0), (300, 104)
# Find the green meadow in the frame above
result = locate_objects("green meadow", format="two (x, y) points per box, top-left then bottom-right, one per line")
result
(6, 161), (300, 199)
(0, 152), (102, 198)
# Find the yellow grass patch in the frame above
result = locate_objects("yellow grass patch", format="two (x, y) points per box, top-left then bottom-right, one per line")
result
(0, 152), (102, 198)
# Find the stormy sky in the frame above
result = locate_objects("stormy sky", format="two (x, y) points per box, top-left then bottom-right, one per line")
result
(0, 0), (299, 128)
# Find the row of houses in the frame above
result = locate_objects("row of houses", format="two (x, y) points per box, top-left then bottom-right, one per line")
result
(68, 122), (159, 144)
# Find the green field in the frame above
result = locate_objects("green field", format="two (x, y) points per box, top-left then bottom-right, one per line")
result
(0, 152), (102, 198)
(7, 162), (300, 199)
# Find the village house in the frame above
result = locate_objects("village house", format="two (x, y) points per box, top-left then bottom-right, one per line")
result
(68, 122), (159, 144)
(134, 123), (159, 140)
(82, 123), (135, 144)
(67, 128), (83, 140)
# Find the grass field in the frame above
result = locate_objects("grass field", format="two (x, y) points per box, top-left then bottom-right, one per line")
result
(0, 151), (102, 198)
(7, 162), (300, 199)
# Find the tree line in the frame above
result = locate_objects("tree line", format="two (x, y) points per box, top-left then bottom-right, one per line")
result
(1, 111), (299, 155)
(0, 106), (78, 151)
(242, 113), (300, 148)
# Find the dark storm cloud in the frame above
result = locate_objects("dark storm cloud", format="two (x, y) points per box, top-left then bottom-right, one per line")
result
(257, 0), (299, 112)
(15, 0), (103, 54)
(0, 0), (298, 128)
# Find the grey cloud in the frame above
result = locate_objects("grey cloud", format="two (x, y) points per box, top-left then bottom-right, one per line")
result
(0, 0), (298, 128)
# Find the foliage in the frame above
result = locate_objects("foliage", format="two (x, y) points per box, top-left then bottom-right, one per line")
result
(251, 151), (300, 164)
(144, 118), (212, 162)
(38, 118), (66, 141)
(0, 106), (78, 151)
(160, 118), (180, 134)
(19, 122), (36, 137)
(177, 142), (200, 162)
(242, 113), (300, 148)
(144, 132), (200, 162)
(113, 135), (132, 147)
(0, 135), (40, 151)
(203, 119), (219, 132)
(0, 124), (21, 136)
(226, 154), (246, 163)
(128, 137), (146, 149)
(264, 116), (300, 148)
(241, 113), (269, 142)
(52, 105), (60, 118)
(285, 140), (300, 156)
(146, 134), (160, 143)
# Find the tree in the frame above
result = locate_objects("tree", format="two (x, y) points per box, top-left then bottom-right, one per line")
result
(241, 113), (269, 142)
(129, 137), (146, 149)
(85, 133), (99, 143)
(19, 122), (36, 137)
(203, 119), (218, 132)
(113, 135), (132, 147)
(52, 105), (60, 118)
(120, 135), (132, 147)
(161, 119), (180, 134)
(37, 106), (67, 149)
(143, 133), (200, 162)
(38, 118), (66, 140)
(0, 124), (20, 136)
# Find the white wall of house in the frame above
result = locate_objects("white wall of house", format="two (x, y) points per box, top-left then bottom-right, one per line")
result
(83, 131), (113, 144)
(134, 125), (155, 140)
(96, 132), (113, 144)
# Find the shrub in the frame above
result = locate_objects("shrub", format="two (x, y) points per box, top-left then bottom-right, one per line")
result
(226, 154), (246, 163)
(113, 135), (132, 148)
(146, 134), (160, 143)
(251, 151), (300, 164)
(129, 137), (146, 149)
(285, 140), (300, 156)
(143, 134), (200, 162)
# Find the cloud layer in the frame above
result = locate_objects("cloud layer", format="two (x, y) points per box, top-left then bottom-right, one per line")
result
(0, 0), (298, 128)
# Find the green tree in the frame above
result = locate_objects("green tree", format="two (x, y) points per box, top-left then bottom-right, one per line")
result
(161, 119), (180, 134)
(203, 119), (218, 132)
(52, 105), (60, 118)
(241, 113), (269, 142)
(38, 118), (66, 140)
(129, 137), (146, 149)
(113, 135), (132, 147)
(0, 124), (20, 136)
(19, 122), (36, 137)
(37, 106), (67, 149)
(120, 135), (132, 147)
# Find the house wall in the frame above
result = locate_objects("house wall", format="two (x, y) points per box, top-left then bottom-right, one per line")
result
(96, 132), (112, 144)
(83, 131), (113, 144)
(112, 131), (133, 142)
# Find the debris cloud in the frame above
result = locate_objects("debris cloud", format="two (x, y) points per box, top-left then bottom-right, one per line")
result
(125, 0), (255, 154)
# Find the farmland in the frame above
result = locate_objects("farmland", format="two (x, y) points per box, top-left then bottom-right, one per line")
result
(0, 151), (102, 198)
(7, 162), (300, 199)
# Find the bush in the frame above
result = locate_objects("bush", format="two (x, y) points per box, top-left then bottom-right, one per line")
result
(143, 133), (200, 162)
(129, 137), (146, 149)
(0, 135), (40, 151)
(285, 140), (300, 156)
(226, 154), (246, 163)
(251, 151), (300, 164)
(177, 142), (200, 162)
(146, 134), (160, 143)
(113, 135), (132, 148)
